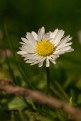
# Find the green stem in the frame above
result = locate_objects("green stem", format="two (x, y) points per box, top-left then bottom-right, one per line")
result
(46, 67), (50, 94)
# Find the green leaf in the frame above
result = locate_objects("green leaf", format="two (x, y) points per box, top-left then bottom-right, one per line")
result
(8, 97), (26, 110)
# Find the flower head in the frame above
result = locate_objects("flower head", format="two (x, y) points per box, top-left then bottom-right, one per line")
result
(17, 27), (74, 67)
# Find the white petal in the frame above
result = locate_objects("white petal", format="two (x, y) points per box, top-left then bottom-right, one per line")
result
(54, 46), (72, 55)
(53, 30), (64, 46)
(21, 39), (36, 49)
(30, 57), (45, 66)
(50, 29), (58, 39)
(17, 51), (27, 55)
(38, 27), (45, 40)
(56, 42), (72, 50)
(26, 32), (36, 43)
(19, 42), (24, 44)
(58, 36), (72, 46)
(38, 61), (43, 67)
(25, 54), (39, 60)
(31, 31), (38, 40)
(43, 32), (50, 40)
(21, 37), (28, 43)
(21, 44), (35, 52)
(59, 46), (71, 52)
(50, 59), (56, 64)
(25, 55), (45, 65)
(46, 58), (50, 67)
(66, 48), (74, 52)
(50, 54), (59, 60)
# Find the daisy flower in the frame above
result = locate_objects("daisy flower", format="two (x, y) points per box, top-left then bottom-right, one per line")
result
(17, 27), (74, 67)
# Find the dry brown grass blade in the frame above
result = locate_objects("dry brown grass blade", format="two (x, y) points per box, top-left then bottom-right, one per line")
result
(0, 79), (81, 121)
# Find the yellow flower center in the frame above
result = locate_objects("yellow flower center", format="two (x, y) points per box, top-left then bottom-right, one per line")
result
(36, 40), (54, 56)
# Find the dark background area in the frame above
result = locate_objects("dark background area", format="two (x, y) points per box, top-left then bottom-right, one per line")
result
(0, 0), (81, 37)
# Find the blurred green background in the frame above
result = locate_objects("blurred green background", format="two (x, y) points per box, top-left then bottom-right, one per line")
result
(0, 0), (81, 121)
(0, 0), (81, 78)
